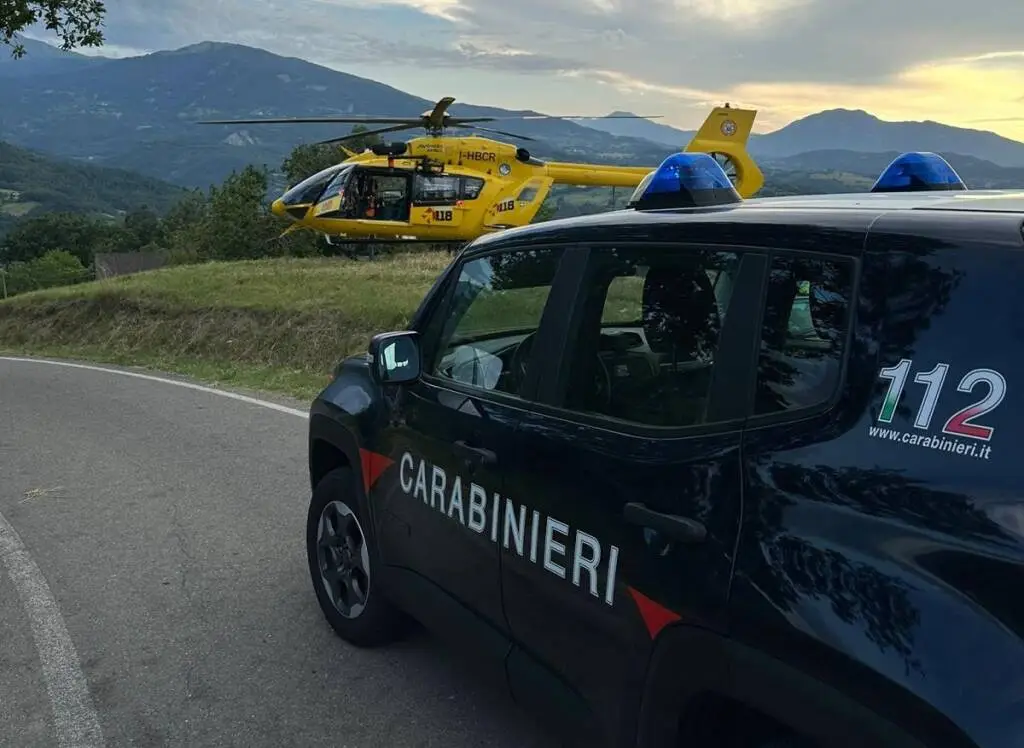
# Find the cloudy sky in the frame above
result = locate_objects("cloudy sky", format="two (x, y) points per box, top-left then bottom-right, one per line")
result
(34, 0), (1024, 140)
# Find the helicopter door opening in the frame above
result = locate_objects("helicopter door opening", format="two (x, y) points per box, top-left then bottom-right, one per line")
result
(345, 168), (411, 222)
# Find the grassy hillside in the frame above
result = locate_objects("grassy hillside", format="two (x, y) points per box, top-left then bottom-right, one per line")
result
(0, 255), (450, 398)
(0, 141), (187, 235)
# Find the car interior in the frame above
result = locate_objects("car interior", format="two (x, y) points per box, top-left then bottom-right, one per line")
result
(431, 253), (844, 426)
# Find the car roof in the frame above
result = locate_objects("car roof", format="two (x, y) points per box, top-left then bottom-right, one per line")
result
(744, 189), (1024, 213)
(469, 189), (1024, 250)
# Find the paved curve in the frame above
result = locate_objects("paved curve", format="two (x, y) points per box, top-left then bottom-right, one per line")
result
(0, 358), (557, 748)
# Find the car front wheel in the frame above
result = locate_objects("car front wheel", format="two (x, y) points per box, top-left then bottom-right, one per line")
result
(306, 466), (410, 647)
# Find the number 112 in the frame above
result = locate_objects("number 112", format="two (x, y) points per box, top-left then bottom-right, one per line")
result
(877, 359), (1006, 442)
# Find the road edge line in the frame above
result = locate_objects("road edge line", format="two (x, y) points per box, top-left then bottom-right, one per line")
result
(0, 511), (106, 747)
(0, 356), (309, 419)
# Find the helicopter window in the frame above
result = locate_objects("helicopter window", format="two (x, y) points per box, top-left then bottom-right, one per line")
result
(280, 164), (346, 207)
(343, 171), (411, 221)
(460, 177), (485, 200)
(517, 185), (539, 203)
(323, 166), (352, 195)
(413, 175), (460, 205)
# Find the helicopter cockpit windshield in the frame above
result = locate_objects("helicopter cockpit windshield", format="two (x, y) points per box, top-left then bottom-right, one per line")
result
(280, 164), (351, 209)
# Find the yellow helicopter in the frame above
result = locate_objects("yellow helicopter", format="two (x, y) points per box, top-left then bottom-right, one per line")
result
(200, 96), (764, 243)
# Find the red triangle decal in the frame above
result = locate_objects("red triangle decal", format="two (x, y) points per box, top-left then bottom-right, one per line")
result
(627, 586), (681, 640)
(358, 449), (394, 495)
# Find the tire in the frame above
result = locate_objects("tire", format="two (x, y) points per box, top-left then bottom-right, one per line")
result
(306, 466), (410, 647)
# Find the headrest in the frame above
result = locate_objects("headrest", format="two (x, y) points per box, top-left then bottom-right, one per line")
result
(762, 270), (797, 347)
(641, 264), (720, 357)
(808, 280), (849, 344)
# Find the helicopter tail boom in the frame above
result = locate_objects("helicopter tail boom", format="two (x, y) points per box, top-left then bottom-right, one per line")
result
(544, 163), (654, 188)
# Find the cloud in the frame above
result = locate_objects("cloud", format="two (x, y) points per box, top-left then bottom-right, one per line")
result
(55, 0), (1024, 141)
(732, 54), (1024, 138)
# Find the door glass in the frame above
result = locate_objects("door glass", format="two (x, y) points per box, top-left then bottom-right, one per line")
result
(429, 248), (563, 398)
(343, 171), (409, 220)
(564, 245), (742, 428)
(413, 175), (461, 204)
(754, 255), (855, 414)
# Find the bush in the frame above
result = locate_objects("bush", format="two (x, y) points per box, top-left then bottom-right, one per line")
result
(2, 250), (90, 297)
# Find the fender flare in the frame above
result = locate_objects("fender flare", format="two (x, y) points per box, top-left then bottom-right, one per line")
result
(308, 412), (362, 489)
(724, 641), (933, 748)
(634, 625), (948, 748)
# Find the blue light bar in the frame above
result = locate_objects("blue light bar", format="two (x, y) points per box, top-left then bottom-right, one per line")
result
(870, 151), (967, 193)
(627, 152), (742, 210)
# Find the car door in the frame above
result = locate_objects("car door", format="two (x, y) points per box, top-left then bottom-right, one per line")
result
(367, 242), (576, 667)
(496, 240), (767, 746)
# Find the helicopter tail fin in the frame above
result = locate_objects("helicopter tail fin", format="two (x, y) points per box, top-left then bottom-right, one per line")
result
(684, 105), (764, 197)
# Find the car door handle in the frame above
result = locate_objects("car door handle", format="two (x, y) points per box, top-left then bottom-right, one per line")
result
(623, 502), (707, 544)
(453, 440), (497, 467)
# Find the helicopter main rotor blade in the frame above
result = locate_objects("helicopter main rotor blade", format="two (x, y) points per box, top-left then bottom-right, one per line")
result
(314, 123), (419, 145)
(464, 124), (536, 141)
(462, 113), (664, 121)
(197, 116), (424, 125)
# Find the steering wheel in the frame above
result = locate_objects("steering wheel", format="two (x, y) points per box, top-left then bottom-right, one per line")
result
(510, 332), (612, 409)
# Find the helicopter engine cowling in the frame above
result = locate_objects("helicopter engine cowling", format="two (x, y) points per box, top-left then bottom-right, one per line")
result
(370, 142), (409, 157)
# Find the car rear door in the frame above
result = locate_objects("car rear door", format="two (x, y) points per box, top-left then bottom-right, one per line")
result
(495, 238), (767, 747)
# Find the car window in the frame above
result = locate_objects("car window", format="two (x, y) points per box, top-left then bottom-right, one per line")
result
(427, 248), (563, 398)
(754, 255), (855, 415)
(564, 245), (742, 428)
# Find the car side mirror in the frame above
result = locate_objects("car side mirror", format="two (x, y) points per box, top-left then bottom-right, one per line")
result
(369, 331), (421, 385)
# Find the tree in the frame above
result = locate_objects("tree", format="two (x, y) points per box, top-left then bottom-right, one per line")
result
(3, 0), (106, 58)
(280, 125), (384, 186)
(0, 211), (110, 265)
(281, 143), (345, 187)
(194, 165), (279, 260)
(533, 199), (556, 223)
(123, 206), (162, 247)
(3, 249), (87, 295)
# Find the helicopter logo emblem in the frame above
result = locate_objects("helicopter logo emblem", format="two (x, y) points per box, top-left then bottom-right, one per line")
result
(720, 119), (737, 137)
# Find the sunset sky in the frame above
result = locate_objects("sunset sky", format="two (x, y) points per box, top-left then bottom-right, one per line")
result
(37, 0), (1024, 140)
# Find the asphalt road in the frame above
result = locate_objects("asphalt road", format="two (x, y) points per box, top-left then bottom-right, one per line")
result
(0, 357), (557, 748)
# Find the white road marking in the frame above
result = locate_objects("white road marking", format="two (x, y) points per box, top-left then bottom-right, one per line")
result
(0, 355), (310, 745)
(0, 512), (105, 748)
(0, 356), (309, 419)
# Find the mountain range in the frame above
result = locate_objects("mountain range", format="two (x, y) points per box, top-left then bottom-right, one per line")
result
(2, 36), (1023, 192)
(590, 109), (1024, 167)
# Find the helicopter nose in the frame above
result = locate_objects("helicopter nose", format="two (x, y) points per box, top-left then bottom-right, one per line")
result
(272, 198), (302, 221)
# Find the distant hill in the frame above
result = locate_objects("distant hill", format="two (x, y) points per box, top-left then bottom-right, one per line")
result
(2, 38), (1021, 193)
(0, 35), (110, 77)
(0, 141), (186, 236)
(751, 110), (1024, 167)
(0, 41), (671, 188)
(585, 110), (696, 148)
(585, 108), (1024, 168)
(767, 150), (1024, 188)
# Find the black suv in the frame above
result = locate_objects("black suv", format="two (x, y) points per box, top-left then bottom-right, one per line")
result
(305, 152), (1024, 748)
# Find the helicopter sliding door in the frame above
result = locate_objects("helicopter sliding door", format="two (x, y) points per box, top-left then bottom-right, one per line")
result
(312, 167), (412, 223)
(408, 174), (484, 230)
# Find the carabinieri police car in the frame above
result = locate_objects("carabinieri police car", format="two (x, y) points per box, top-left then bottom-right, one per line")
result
(305, 150), (1024, 748)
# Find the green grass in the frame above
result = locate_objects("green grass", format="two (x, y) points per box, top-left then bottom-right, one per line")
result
(0, 254), (453, 400)
(0, 251), (651, 401)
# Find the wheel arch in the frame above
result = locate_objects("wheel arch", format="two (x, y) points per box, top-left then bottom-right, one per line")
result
(634, 624), (955, 748)
(308, 412), (362, 494)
